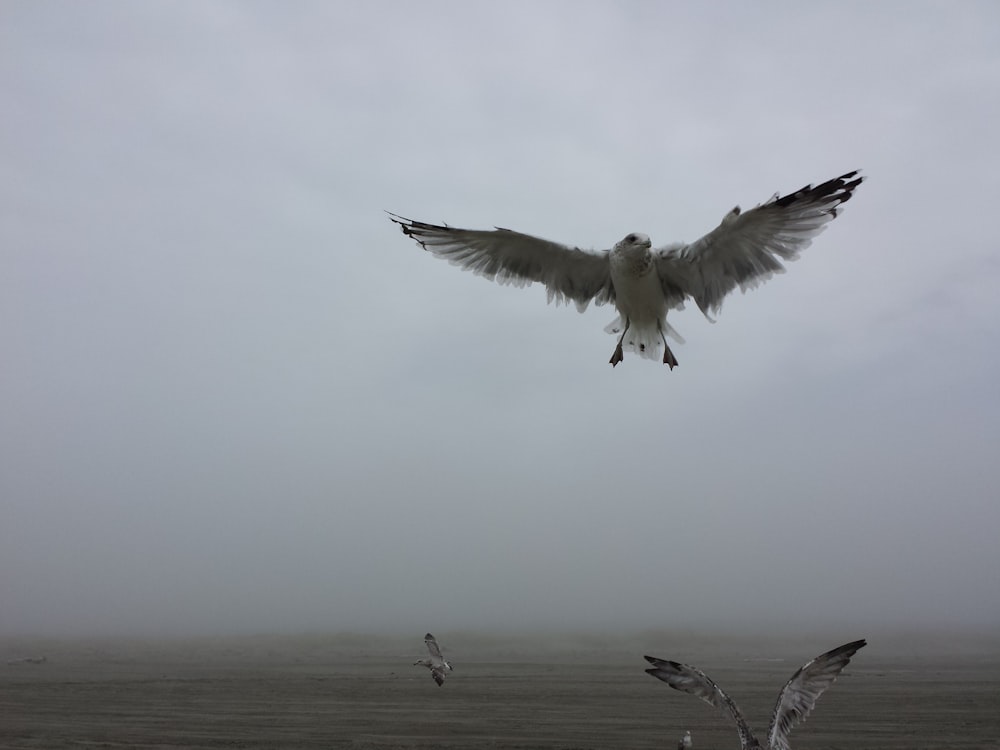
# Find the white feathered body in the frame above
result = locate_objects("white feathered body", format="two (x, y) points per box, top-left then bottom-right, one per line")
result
(606, 234), (683, 360)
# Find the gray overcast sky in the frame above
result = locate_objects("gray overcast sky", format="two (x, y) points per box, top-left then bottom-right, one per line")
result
(2, 1), (998, 638)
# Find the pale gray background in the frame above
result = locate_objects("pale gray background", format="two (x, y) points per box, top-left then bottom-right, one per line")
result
(2, 1), (998, 637)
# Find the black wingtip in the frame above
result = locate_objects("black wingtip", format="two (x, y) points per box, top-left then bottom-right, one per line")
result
(644, 655), (682, 670)
(386, 212), (413, 234)
(773, 169), (866, 210)
(818, 638), (868, 663)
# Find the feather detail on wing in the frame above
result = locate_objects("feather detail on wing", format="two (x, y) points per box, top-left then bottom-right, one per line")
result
(655, 171), (864, 320)
(389, 214), (615, 311)
(424, 634), (445, 662)
(766, 639), (867, 750)
(645, 656), (757, 750)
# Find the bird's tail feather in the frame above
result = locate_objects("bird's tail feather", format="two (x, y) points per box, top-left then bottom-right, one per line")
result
(604, 317), (684, 361)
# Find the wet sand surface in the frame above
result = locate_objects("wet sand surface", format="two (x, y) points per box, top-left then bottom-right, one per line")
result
(2, 632), (998, 749)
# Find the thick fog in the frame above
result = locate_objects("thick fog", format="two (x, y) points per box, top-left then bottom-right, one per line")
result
(2, 2), (998, 638)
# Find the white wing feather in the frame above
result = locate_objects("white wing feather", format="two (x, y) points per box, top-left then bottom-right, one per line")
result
(656, 171), (864, 320)
(388, 214), (615, 311)
(766, 639), (866, 750)
(424, 633), (445, 662)
(645, 656), (758, 750)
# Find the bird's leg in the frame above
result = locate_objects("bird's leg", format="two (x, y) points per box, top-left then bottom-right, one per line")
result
(660, 331), (679, 370)
(662, 346), (678, 369)
(609, 318), (630, 367)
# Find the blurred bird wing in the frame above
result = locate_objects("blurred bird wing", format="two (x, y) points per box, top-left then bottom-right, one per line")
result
(389, 214), (615, 311)
(424, 633), (445, 664)
(766, 639), (867, 750)
(655, 171), (864, 320)
(645, 656), (757, 750)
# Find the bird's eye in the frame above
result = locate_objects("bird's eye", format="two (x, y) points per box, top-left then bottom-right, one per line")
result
(626, 234), (637, 243)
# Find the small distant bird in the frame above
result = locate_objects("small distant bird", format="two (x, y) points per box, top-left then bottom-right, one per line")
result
(6, 655), (47, 665)
(413, 633), (453, 687)
(678, 729), (693, 750)
(645, 639), (866, 750)
(391, 171), (863, 369)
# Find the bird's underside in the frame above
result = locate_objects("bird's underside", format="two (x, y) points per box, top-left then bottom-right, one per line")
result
(605, 309), (682, 369)
(391, 170), (864, 369)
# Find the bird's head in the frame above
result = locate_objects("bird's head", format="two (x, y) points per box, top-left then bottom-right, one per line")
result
(620, 232), (652, 249)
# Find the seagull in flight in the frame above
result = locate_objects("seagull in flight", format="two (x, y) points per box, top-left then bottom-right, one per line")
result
(390, 171), (863, 368)
(413, 633), (453, 687)
(645, 639), (866, 750)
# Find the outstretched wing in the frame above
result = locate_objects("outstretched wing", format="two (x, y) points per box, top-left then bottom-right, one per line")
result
(645, 656), (757, 750)
(655, 171), (864, 320)
(389, 214), (615, 311)
(424, 633), (445, 663)
(766, 639), (867, 750)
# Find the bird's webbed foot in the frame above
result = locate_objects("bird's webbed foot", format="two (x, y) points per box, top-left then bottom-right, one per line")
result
(609, 344), (624, 367)
(663, 345), (678, 370)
